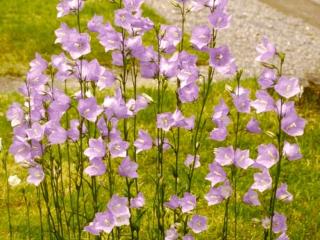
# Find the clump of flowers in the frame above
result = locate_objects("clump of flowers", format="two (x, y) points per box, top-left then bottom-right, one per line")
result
(5, 0), (306, 239)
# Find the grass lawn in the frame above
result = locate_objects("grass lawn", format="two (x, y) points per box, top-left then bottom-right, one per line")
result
(0, 78), (319, 239)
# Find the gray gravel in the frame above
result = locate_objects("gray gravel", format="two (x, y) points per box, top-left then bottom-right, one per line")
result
(145, 0), (320, 85)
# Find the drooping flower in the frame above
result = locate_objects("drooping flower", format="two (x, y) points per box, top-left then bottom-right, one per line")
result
(283, 141), (302, 161)
(274, 76), (300, 99)
(190, 25), (211, 50)
(7, 103), (25, 127)
(281, 112), (306, 137)
(276, 183), (293, 203)
(246, 118), (262, 134)
(188, 215), (208, 234)
(26, 122), (44, 142)
(108, 138), (129, 158)
(208, 9), (231, 30)
(57, 0), (84, 18)
(258, 68), (277, 89)
(178, 83), (199, 103)
(130, 192), (145, 208)
(180, 192), (197, 213)
(256, 144), (279, 169)
(205, 162), (227, 187)
(234, 149), (254, 169)
(107, 195), (131, 226)
(134, 130), (153, 153)
(118, 157), (138, 179)
(243, 188), (261, 206)
(165, 226), (178, 240)
(205, 180), (232, 206)
(27, 164), (45, 186)
(87, 15), (105, 33)
(78, 97), (103, 122)
(255, 36), (276, 62)
(251, 90), (276, 113)
(214, 146), (234, 166)
(210, 127), (227, 141)
(84, 158), (107, 177)
(84, 138), (106, 161)
(184, 154), (201, 169)
(212, 99), (230, 128)
(232, 87), (251, 113)
(251, 169), (272, 192)
(45, 121), (68, 145)
(164, 195), (180, 210)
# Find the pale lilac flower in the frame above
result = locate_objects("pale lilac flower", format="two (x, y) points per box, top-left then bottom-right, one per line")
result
(258, 68), (277, 89)
(94, 210), (115, 233)
(26, 122), (44, 141)
(45, 121), (67, 145)
(98, 24), (122, 52)
(165, 226), (178, 240)
(178, 83), (199, 103)
(251, 90), (275, 113)
(84, 158), (106, 177)
(7, 103), (25, 127)
(108, 138), (129, 158)
(234, 149), (253, 169)
(283, 141), (302, 161)
(209, 9), (231, 30)
(27, 164), (45, 186)
(157, 113), (174, 132)
(205, 162), (227, 187)
(205, 187), (224, 205)
(276, 183), (293, 203)
(188, 215), (208, 234)
(180, 192), (196, 213)
(183, 234), (194, 240)
(164, 195), (180, 210)
(130, 192), (145, 208)
(68, 119), (80, 141)
(272, 213), (287, 234)
(255, 36), (276, 62)
(214, 146), (234, 166)
(84, 138), (106, 161)
(246, 118), (262, 134)
(9, 139), (32, 165)
(277, 232), (289, 240)
(160, 25), (182, 53)
(134, 130), (153, 153)
(251, 169), (272, 192)
(107, 195), (131, 227)
(281, 113), (306, 137)
(63, 30), (91, 59)
(191, 25), (211, 50)
(78, 97), (103, 122)
(124, 0), (144, 12)
(275, 76), (300, 99)
(209, 45), (231, 68)
(256, 144), (279, 169)
(184, 154), (201, 168)
(88, 15), (104, 33)
(232, 87), (251, 113)
(243, 189), (261, 206)
(210, 127), (227, 141)
(118, 157), (138, 178)
(212, 99), (230, 128)
(57, 0), (84, 18)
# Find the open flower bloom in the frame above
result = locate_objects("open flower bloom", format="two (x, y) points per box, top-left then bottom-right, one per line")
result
(165, 226), (178, 240)
(251, 90), (276, 113)
(27, 164), (45, 186)
(281, 112), (306, 137)
(134, 130), (153, 153)
(184, 154), (201, 169)
(205, 180), (232, 205)
(130, 192), (145, 208)
(251, 169), (272, 192)
(180, 192), (197, 213)
(108, 138), (129, 158)
(191, 25), (211, 50)
(276, 183), (293, 202)
(84, 158), (106, 177)
(209, 9), (231, 30)
(256, 144), (279, 169)
(205, 162), (227, 187)
(118, 157), (138, 179)
(246, 118), (262, 134)
(283, 141), (302, 160)
(188, 215), (208, 234)
(275, 76), (301, 99)
(255, 36), (276, 62)
(84, 138), (106, 161)
(243, 188), (261, 206)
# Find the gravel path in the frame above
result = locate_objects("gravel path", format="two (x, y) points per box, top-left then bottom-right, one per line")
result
(145, 0), (320, 85)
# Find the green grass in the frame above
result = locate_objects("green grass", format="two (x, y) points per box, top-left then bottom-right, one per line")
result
(0, 79), (319, 239)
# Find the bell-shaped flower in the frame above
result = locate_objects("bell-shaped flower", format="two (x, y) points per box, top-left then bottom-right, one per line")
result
(180, 192), (197, 213)
(276, 183), (293, 203)
(188, 215), (208, 234)
(251, 169), (272, 192)
(84, 138), (106, 161)
(243, 188), (261, 206)
(256, 144), (279, 169)
(275, 76), (300, 99)
(118, 157), (138, 179)
(205, 162), (227, 187)
(283, 141), (302, 161)
(246, 118), (262, 134)
(27, 164), (45, 186)
(134, 130), (153, 153)
(255, 36), (276, 62)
